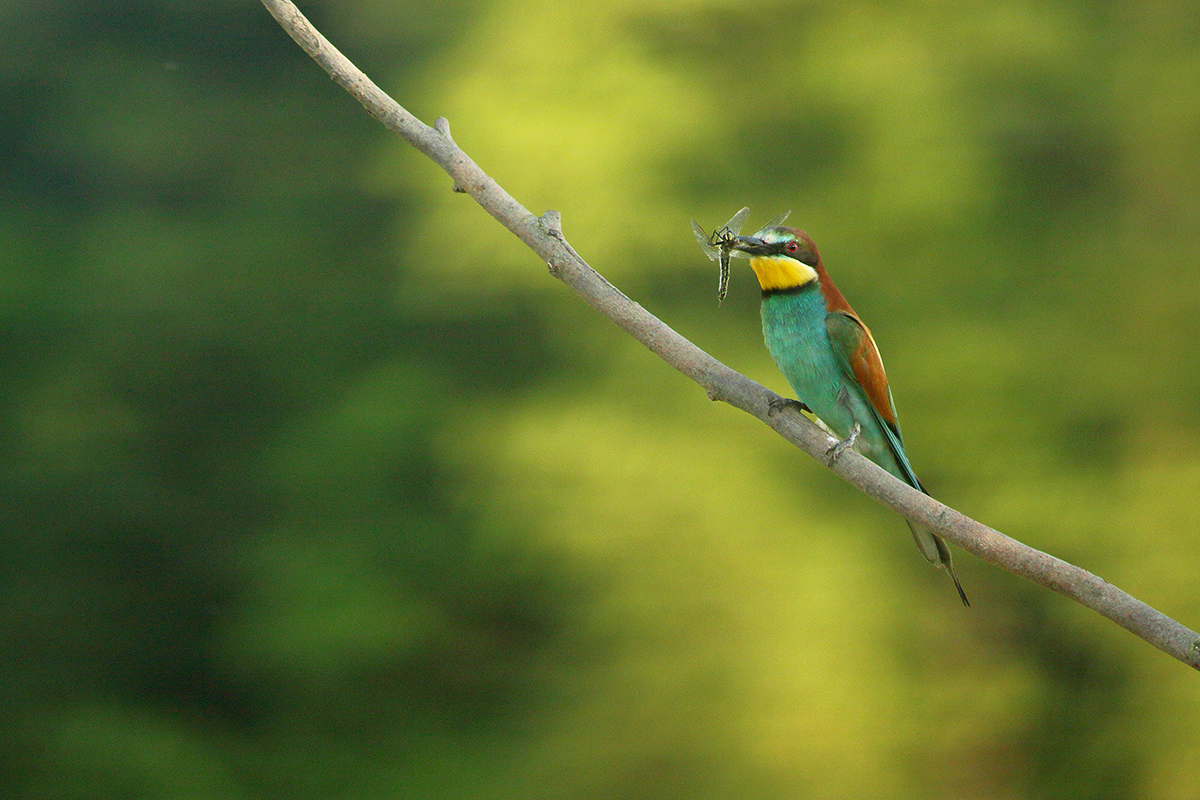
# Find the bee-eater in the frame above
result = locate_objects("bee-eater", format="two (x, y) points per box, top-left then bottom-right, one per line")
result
(731, 224), (969, 606)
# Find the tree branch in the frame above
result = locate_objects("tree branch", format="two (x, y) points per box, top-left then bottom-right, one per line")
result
(258, 0), (1200, 671)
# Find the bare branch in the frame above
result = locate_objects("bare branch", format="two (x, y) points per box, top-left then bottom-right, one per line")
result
(258, 0), (1200, 671)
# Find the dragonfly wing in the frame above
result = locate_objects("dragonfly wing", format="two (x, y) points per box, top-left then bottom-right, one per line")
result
(721, 207), (750, 237)
(763, 209), (791, 229)
(692, 220), (721, 261)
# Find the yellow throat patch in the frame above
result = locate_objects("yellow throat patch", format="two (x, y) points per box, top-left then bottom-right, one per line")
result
(749, 254), (819, 293)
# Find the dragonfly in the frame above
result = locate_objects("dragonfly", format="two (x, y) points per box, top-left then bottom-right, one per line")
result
(692, 208), (791, 301)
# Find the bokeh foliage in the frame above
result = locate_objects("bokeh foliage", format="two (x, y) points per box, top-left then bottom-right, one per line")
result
(2, 0), (1199, 797)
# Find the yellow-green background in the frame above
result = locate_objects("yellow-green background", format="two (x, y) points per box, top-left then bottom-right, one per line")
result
(4, 1), (1198, 797)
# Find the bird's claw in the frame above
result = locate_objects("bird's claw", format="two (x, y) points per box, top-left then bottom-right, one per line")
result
(825, 422), (861, 465)
(768, 397), (811, 417)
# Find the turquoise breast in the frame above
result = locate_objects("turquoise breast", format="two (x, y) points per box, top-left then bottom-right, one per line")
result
(760, 287), (900, 474)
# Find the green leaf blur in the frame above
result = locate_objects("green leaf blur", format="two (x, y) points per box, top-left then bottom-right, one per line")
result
(2, 1), (1198, 797)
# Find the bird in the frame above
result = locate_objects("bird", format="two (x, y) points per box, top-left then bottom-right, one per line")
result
(730, 223), (969, 606)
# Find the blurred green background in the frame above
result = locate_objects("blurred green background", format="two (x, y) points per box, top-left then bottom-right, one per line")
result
(3, 0), (1199, 797)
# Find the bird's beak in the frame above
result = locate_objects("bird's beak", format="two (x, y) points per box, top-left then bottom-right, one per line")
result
(732, 235), (770, 256)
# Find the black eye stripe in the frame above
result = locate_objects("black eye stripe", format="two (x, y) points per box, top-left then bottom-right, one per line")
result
(773, 240), (818, 267)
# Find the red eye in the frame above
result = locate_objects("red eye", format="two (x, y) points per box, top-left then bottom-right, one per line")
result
(786, 242), (799, 253)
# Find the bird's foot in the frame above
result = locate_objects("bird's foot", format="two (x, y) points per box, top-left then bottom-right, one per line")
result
(767, 397), (811, 417)
(825, 422), (861, 466)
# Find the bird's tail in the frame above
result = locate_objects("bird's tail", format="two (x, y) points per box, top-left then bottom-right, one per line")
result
(907, 521), (969, 607)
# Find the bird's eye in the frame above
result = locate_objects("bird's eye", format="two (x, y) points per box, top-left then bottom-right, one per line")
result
(786, 242), (799, 254)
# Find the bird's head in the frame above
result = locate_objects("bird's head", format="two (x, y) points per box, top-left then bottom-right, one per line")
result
(733, 226), (821, 293)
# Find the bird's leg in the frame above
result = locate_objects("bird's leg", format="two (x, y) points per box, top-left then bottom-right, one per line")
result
(767, 396), (811, 417)
(825, 422), (861, 466)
